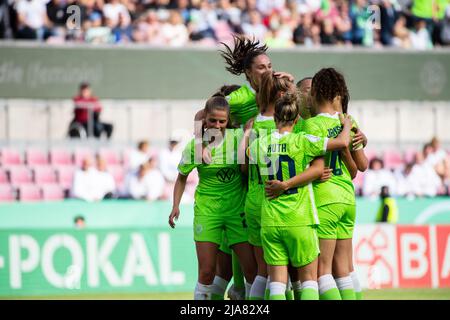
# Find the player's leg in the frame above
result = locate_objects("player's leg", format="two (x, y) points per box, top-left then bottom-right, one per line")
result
(267, 265), (288, 300)
(227, 213), (257, 299)
(193, 214), (222, 300)
(195, 241), (219, 300)
(212, 233), (232, 300)
(228, 252), (246, 300)
(261, 227), (289, 300)
(317, 204), (343, 300)
(249, 245), (267, 300)
(333, 204), (357, 300)
(246, 213), (267, 300)
(288, 264), (302, 300)
(288, 226), (320, 300)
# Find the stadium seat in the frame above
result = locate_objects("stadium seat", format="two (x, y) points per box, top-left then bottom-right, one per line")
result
(404, 148), (417, 164)
(41, 184), (65, 201)
(33, 166), (57, 185)
(99, 148), (121, 165)
(383, 150), (404, 169)
(18, 184), (42, 202)
(1, 148), (22, 166)
(26, 148), (49, 166)
(108, 165), (125, 187)
(55, 165), (75, 189)
(9, 166), (32, 187)
(0, 168), (8, 184)
(0, 184), (15, 202)
(74, 148), (94, 167)
(50, 149), (73, 166)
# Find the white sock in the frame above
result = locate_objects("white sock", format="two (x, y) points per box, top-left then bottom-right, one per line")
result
(286, 277), (292, 291)
(301, 280), (319, 291)
(211, 276), (229, 297)
(350, 271), (362, 293)
(265, 276), (271, 291)
(292, 280), (302, 292)
(318, 274), (338, 295)
(194, 282), (212, 300)
(269, 281), (286, 297)
(335, 276), (354, 291)
(249, 275), (267, 298)
(245, 281), (252, 298)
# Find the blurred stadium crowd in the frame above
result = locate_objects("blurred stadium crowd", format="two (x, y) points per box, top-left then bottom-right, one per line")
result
(0, 135), (449, 202)
(1, 0), (450, 48)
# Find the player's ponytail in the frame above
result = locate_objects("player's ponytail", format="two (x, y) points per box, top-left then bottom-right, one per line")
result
(257, 71), (295, 113)
(274, 92), (299, 126)
(219, 35), (268, 76)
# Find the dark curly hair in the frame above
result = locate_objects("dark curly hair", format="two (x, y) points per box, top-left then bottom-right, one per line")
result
(219, 34), (268, 76)
(311, 68), (350, 113)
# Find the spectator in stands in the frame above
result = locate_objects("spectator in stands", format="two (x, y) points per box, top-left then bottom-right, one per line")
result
(429, 137), (450, 183)
(362, 157), (397, 198)
(160, 10), (189, 46)
(379, 0), (398, 46)
(242, 10), (267, 41)
(46, 0), (69, 41)
(410, 18), (433, 49)
(159, 133), (183, 183)
(409, 149), (442, 197)
(95, 155), (116, 199)
(394, 163), (416, 198)
(392, 14), (412, 48)
(129, 140), (151, 172)
(15, 0), (53, 40)
(68, 82), (114, 139)
(124, 157), (165, 201)
(102, 0), (131, 29)
(71, 157), (103, 202)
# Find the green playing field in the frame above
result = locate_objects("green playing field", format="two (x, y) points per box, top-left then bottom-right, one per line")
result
(3, 288), (450, 300)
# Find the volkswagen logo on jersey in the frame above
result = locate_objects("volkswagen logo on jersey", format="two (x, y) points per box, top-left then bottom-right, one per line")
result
(216, 168), (236, 183)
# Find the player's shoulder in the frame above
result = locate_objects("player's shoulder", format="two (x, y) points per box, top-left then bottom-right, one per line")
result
(226, 84), (255, 104)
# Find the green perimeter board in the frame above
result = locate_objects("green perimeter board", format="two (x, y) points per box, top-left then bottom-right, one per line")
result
(1, 198), (450, 229)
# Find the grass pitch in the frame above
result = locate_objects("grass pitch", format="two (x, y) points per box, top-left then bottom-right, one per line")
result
(4, 288), (450, 300)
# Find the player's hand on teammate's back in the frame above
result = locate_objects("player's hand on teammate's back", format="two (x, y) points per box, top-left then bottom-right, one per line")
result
(265, 180), (287, 199)
(169, 207), (180, 228)
(353, 128), (367, 149)
(319, 167), (332, 182)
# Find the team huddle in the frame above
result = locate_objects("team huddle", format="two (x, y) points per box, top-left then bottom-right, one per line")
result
(169, 35), (369, 300)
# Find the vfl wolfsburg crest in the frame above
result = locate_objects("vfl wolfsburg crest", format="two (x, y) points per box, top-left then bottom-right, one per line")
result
(195, 224), (203, 234)
(216, 168), (236, 183)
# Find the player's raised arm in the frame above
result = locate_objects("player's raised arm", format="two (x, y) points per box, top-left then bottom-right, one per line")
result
(169, 173), (188, 228)
(265, 157), (325, 199)
(326, 114), (352, 151)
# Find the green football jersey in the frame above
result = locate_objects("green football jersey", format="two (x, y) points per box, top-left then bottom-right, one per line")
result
(302, 113), (356, 207)
(226, 84), (259, 126)
(178, 129), (245, 216)
(248, 131), (328, 227)
(245, 114), (276, 216)
(293, 116), (308, 133)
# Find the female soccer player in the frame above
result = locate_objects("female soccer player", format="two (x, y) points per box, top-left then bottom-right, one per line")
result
(248, 92), (353, 300)
(241, 71), (294, 300)
(300, 68), (368, 300)
(195, 35), (293, 127)
(169, 93), (256, 300)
